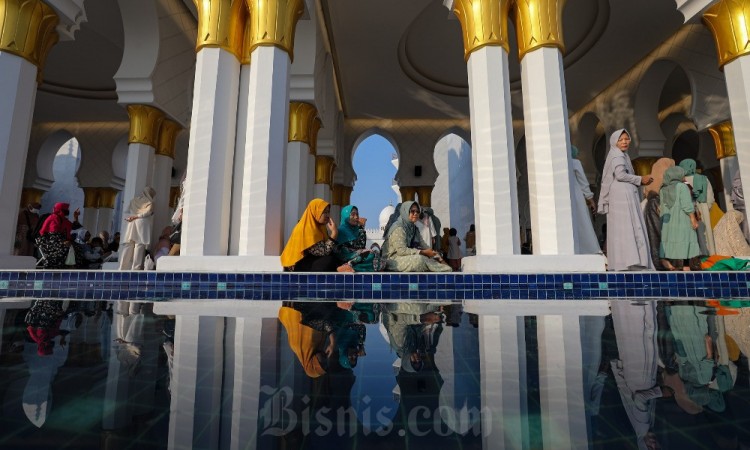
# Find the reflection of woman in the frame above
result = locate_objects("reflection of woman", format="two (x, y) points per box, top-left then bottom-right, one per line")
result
(335, 205), (385, 272)
(36, 203), (72, 269)
(642, 158), (675, 270)
(659, 167), (700, 271)
(278, 306), (328, 378)
(382, 202), (451, 272)
(679, 159), (716, 255)
(597, 129), (654, 270)
(281, 199), (339, 272)
(119, 187), (156, 270)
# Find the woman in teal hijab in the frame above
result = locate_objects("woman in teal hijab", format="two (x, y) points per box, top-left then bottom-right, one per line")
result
(659, 166), (700, 269)
(335, 205), (386, 272)
(678, 158), (716, 255)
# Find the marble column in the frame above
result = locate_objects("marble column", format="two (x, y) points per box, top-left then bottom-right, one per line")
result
(81, 187), (99, 233)
(235, 0), (304, 262)
(0, 0), (59, 268)
(709, 121), (740, 210)
(120, 105), (164, 239)
(284, 102), (318, 242)
(313, 155), (334, 202)
(152, 119), (181, 240)
(96, 188), (119, 235)
(705, 1), (750, 211)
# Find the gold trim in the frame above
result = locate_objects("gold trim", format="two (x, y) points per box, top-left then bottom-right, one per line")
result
(631, 157), (659, 177)
(194, 0), (247, 60)
(169, 186), (181, 209)
(244, 0), (304, 61)
(512, 0), (566, 61)
(328, 163), (337, 190)
(19, 187), (44, 207)
(331, 184), (344, 206)
(288, 102), (318, 145)
(156, 119), (183, 159)
(314, 155), (334, 185)
(82, 187), (100, 209)
(709, 121), (737, 159)
(97, 188), (120, 209)
(341, 186), (352, 206)
(127, 105), (166, 147)
(0, 0), (59, 69)
(399, 186), (418, 203)
(703, 0), (750, 68)
(309, 117), (322, 156)
(415, 186), (434, 207)
(452, 0), (511, 60)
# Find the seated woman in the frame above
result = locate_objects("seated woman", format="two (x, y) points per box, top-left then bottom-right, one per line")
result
(382, 201), (451, 272)
(36, 202), (73, 269)
(335, 204), (386, 272)
(281, 198), (340, 272)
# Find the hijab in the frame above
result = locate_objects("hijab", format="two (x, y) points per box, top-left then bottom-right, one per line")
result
(281, 198), (330, 267)
(338, 205), (360, 245)
(571, 145), (580, 159)
(597, 129), (634, 214)
(679, 159), (709, 203)
(386, 201), (420, 247)
(645, 158), (675, 198)
(660, 166), (686, 210)
(129, 187), (155, 215)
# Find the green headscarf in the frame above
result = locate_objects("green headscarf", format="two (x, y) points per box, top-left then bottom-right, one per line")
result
(660, 166), (686, 209)
(571, 145), (579, 159)
(337, 205), (360, 244)
(679, 159), (708, 203)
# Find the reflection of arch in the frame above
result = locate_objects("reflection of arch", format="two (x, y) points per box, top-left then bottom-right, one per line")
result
(37, 130), (78, 185)
(633, 59), (694, 152)
(351, 128), (401, 182)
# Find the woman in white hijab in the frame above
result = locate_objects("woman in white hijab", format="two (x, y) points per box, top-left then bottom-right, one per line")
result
(597, 129), (655, 270)
(119, 187), (156, 270)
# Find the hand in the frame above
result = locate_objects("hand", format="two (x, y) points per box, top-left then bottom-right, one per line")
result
(358, 217), (367, 226)
(641, 175), (654, 186)
(326, 217), (338, 240)
(420, 248), (436, 258)
(126, 216), (138, 222)
(336, 301), (354, 310)
(691, 218), (699, 230)
(73, 208), (80, 220)
(586, 198), (596, 212)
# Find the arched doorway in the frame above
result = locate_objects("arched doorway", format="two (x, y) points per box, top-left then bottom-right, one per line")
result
(433, 130), (473, 249)
(39, 135), (84, 223)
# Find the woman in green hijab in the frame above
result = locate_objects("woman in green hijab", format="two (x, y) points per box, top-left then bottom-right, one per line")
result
(335, 204), (386, 272)
(678, 159), (715, 255)
(659, 166), (700, 270)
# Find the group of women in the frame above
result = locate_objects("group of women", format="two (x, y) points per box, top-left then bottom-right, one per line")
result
(280, 199), (453, 273)
(599, 128), (725, 271)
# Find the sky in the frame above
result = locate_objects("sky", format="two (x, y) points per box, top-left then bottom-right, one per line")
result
(350, 135), (399, 229)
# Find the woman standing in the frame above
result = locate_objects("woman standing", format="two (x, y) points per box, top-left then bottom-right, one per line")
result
(642, 158), (675, 270)
(281, 198), (339, 272)
(119, 187), (156, 270)
(597, 129), (654, 270)
(679, 159), (716, 255)
(382, 201), (451, 272)
(659, 167), (700, 270)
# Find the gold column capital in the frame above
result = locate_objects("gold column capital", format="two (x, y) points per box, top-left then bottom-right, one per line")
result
(703, 0), (750, 68)
(341, 186), (353, 206)
(309, 118), (322, 156)
(82, 187), (100, 209)
(415, 186), (434, 207)
(399, 186), (418, 203)
(331, 184), (345, 206)
(194, 0), (247, 60)
(19, 187), (44, 207)
(288, 102), (318, 146)
(97, 188), (120, 209)
(631, 157), (659, 177)
(0, 0), (59, 69)
(169, 186), (182, 209)
(315, 155), (335, 185)
(127, 105), (166, 148)
(156, 119), (183, 159)
(452, 0), (511, 60)
(244, 0), (304, 61)
(709, 121), (737, 159)
(512, 0), (566, 61)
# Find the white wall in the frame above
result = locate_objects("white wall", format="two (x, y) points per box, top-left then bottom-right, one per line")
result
(432, 134), (475, 252)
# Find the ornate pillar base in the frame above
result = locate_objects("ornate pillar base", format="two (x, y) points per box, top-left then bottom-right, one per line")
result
(0, 53), (38, 255)
(284, 141), (311, 243)
(467, 47), (520, 256)
(521, 47), (575, 255)
(461, 254), (606, 273)
(237, 46), (291, 257)
(725, 57), (750, 198)
(119, 143), (155, 237)
(151, 154), (173, 241)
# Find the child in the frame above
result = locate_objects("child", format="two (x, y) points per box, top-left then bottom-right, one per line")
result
(446, 228), (462, 271)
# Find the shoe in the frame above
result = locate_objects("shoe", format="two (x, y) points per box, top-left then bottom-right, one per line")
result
(337, 263), (354, 273)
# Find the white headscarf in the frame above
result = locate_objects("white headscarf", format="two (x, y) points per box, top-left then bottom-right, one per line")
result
(597, 129), (634, 215)
(129, 187), (155, 216)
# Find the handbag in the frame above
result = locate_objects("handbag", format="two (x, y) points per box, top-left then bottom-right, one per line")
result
(65, 245), (76, 266)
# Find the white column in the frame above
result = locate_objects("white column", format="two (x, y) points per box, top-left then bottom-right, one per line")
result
(0, 52), (38, 268)
(284, 141), (310, 242)
(721, 155), (739, 210)
(119, 143), (155, 237)
(82, 207), (98, 233)
(521, 47), (575, 255)
(230, 65), (252, 255)
(725, 57), (750, 205)
(313, 184), (330, 202)
(97, 208), (115, 234)
(151, 154), (173, 240)
(237, 46), (290, 258)
(466, 47), (520, 256)
(307, 153), (316, 205)
(181, 48), (240, 256)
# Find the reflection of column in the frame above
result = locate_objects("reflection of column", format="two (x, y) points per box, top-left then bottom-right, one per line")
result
(285, 103), (319, 242)
(514, 0), (574, 255)
(0, 300), (32, 352)
(120, 105), (164, 238)
(152, 120), (181, 241)
(82, 187), (99, 232)
(314, 155), (334, 202)
(709, 121), (739, 210)
(96, 188), (119, 234)
(181, 0), (244, 256)
(236, 0), (304, 259)
(704, 2), (750, 208)
(0, 1), (58, 265)
(450, 0), (519, 256)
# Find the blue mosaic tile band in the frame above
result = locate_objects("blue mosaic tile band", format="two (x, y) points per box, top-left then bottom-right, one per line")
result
(0, 270), (747, 300)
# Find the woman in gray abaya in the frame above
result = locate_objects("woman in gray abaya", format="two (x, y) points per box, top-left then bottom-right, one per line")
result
(597, 129), (654, 270)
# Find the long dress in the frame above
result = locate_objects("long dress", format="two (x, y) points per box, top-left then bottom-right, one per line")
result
(684, 174), (716, 255)
(597, 132), (653, 271)
(570, 158), (601, 254)
(659, 183), (700, 260)
(384, 226), (452, 272)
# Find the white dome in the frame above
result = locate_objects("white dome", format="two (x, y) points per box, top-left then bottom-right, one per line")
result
(379, 205), (396, 229)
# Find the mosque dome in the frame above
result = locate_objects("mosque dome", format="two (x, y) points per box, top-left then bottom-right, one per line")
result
(379, 205), (395, 229)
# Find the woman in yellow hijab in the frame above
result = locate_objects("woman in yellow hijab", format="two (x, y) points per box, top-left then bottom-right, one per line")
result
(281, 198), (340, 271)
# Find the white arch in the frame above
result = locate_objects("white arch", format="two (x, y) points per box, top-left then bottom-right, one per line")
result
(351, 127), (402, 182)
(36, 129), (78, 187)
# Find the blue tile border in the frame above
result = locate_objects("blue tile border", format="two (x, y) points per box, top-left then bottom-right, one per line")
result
(0, 270), (747, 300)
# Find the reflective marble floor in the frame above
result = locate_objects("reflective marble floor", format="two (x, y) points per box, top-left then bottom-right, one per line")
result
(1, 298), (749, 449)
